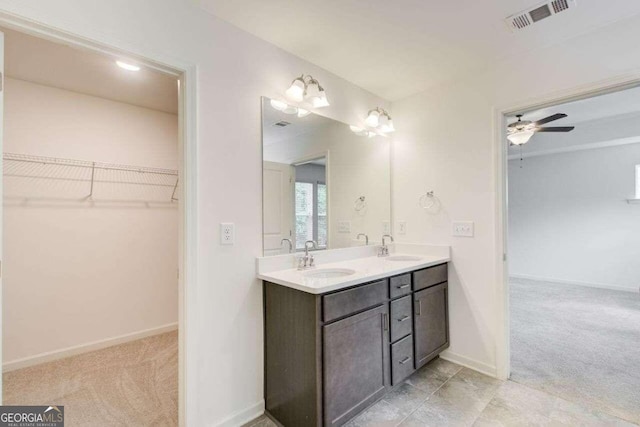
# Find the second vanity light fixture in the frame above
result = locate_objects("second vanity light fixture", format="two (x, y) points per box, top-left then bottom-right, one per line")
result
(365, 107), (395, 133)
(286, 74), (330, 108)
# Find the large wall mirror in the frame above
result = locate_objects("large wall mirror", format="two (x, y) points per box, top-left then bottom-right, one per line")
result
(262, 97), (391, 256)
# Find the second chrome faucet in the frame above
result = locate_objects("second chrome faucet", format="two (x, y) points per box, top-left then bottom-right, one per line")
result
(378, 234), (394, 257)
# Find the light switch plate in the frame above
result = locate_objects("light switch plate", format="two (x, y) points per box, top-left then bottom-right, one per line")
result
(382, 221), (390, 234)
(338, 221), (351, 233)
(220, 223), (235, 245)
(452, 221), (474, 237)
(398, 221), (407, 235)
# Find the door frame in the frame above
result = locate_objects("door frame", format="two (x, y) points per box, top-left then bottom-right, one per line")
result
(0, 12), (198, 426)
(493, 73), (640, 380)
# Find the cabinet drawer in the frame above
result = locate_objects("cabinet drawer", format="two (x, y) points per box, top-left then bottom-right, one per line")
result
(391, 335), (414, 385)
(323, 279), (388, 323)
(390, 296), (412, 342)
(389, 274), (412, 299)
(413, 264), (448, 291)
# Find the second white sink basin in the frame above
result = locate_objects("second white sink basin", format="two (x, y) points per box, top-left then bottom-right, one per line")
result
(385, 255), (423, 262)
(304, 268), (356, 279)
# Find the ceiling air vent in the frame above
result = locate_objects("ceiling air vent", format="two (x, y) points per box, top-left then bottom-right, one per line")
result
(505, 0), (576, 31)
(274, 121), (291, 127)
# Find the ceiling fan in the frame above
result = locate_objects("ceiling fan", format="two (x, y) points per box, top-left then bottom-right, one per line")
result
(507, 113), (575, 145)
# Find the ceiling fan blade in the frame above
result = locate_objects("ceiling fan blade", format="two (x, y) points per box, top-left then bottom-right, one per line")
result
(535, 126), (575, 132)
(533, 113), (567, 126)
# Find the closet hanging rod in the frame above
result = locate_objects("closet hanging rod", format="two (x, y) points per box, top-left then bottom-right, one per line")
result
(3, 153), (178, 176)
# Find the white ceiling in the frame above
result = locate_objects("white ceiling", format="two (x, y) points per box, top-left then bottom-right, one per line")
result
(513, 85), (640, 125)
(508, 84), (640, 154)
(262, 98), (337, 146)
(200, 0), (640, 101)
(3, 27), (178, 114)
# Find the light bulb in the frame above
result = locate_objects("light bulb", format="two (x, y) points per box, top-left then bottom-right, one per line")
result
(365, 110), (380, 127)
(313, 90), (330, 108)
(297, 108), (311, 118)
(270, 99), (288, 111)
(286, 78), (305, 102)
(507, 130), (534, 145)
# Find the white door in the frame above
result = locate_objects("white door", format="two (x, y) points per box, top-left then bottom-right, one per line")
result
(0, 30), (5, 401)
(263, 161), (293, 256)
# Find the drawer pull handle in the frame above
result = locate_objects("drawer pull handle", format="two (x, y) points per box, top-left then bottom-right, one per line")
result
(399, 356), (412, 365)
(397, 284), (410, 289)
(398, 315), (410, 322)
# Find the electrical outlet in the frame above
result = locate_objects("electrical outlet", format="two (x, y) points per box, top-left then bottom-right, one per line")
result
(338, 221), (351, 233)
(398, 221), (407, 235)
(452, 221), (474, 237)
(382, 221), (390, 234)
(220, 223), (235, 245)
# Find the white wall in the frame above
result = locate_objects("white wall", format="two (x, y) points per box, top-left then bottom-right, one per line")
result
(0, 2), (390, 425)
(508, 144), (640, 292)
(3, 78), (179, 366)
(391, 14), (640, 376)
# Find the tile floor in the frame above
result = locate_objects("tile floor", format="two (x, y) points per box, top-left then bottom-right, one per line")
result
(248, 357), (637, 427)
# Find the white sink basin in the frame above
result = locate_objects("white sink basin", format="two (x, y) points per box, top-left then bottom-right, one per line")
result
(304, 268), (356, 279)
(385, 255), (423, 262)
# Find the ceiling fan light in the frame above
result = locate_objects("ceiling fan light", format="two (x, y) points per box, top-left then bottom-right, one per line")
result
(270, 99), (288, 111)
(286, 78), (305, 102)
(297, 108), (311, 118)
(507, 130), (534, 145)
(365, 110), (380, 127)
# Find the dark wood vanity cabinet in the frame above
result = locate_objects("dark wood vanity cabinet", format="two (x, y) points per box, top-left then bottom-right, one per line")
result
(323, 304), (390, 426)
(264, 262), (448, 427)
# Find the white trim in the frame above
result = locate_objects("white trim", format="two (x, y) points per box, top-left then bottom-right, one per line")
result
(507, 135), (640, 160)
(636, 164), (640, 199)
(0, 12), (198, 426)
(510, 274), (638, 293)
(494, 73), (640, 382)
(439, 351), (497, 379)
(2, 323), (178, 373)
(213, 400), (265, 427)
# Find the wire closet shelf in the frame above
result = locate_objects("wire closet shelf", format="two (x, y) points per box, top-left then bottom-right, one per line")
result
(3, 152), (179, 202)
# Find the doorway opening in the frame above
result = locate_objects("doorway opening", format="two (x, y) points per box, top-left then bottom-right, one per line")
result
(505, 84), (640, 424)
(0, 23), (191, 425)
(293, 156), (328, 251)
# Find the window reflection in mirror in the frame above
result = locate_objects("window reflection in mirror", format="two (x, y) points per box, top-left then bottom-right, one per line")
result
(262, 97), (391, 256)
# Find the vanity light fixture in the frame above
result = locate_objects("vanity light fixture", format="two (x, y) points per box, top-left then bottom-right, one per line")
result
(349, 125), (376, 138)
(270, 99), (311, 118)
(286, 74), (330, 108)
(116, 60), (141, 71)
(365, 107), (395, 133)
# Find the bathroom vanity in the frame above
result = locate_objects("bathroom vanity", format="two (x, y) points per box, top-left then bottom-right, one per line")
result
(259, 249), (450, 427)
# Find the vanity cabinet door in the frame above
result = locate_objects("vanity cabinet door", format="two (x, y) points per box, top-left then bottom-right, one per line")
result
(413, 282), (449, 369)
(323, 305), (390, 427)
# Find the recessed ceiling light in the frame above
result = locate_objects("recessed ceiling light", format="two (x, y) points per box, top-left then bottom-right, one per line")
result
(116, 60), (141, 71)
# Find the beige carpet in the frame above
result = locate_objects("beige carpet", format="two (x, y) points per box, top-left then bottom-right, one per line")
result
(3, 330), (178, 426)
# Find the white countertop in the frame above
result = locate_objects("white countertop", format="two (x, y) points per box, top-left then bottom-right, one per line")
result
(257, 244), (450, 294)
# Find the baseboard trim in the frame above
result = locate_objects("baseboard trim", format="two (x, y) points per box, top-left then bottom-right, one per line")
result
(510, 274), (638, 293)
(439, 350), (497, 378)
(3, 322), (178, 373)
(214, 400), (264, 427)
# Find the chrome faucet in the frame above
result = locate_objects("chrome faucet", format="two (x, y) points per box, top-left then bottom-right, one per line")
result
(357, 233), (369, 246)
(298, 240), (318, 270)
(378, 234), (394, 257)
(281, 238), (293, 253)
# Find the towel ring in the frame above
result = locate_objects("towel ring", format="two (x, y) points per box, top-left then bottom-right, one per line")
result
(419, 191), (438, 211)
(354, 196), (367, 212)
